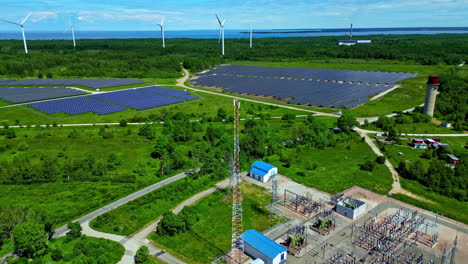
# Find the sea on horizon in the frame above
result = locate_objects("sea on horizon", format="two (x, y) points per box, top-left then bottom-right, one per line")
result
(0, 27), (467, 40)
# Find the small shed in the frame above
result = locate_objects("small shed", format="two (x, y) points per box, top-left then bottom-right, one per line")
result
(412, 138), (427, 149)
(425, 138), (436, 145)
(441, 122), (452, 128)
(249, 161), (278, 183)
(446, 154), (459, 165)
(242, 230), (287, 264)
(335, 197), (366, 220)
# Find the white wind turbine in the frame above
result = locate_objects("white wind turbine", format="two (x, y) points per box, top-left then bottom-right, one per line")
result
(216, 14), (225, 56)
(157, 16), (165, 48)
(0, 12), (32, 54)
(249, 24), (253, 48)
(68, 17), (76, 49)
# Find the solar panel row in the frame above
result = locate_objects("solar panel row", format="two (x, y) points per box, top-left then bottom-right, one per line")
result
(0, 86), (86, 103)
(0, 78), (144, 89)
(28, 97), (127, 115)
(138, 86), (199, 101)
(196, 65), (418, 84)
(343, 98), (370, 109)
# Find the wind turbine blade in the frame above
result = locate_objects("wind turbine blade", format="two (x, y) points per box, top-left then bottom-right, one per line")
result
(222, 19), (225, 26)
(161, 16), (164, 26)
(0, 18), (21, 26)
(21, 12), (32, 25)
(216, 14), (222, 25)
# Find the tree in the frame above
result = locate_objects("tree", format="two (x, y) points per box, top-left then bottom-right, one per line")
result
(376, 156), (386, 164)
(13, 221), (48, 258)
(134, 246), (149, 264)
(46, 72), (53, 79)
(37, 72), (43, 79)
(51, 248), (63, 261)
(5, 129), (16, 139)
(360, 160), (375, 171)
(138, 124), (154, 140)
(337, 112), (358, 132)
(67, 222), (82, 240)
(119, 119), (128, 127)
(216, 107), (227, 120)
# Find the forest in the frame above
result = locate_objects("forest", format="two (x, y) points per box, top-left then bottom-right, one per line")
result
(0, 34), (467, 79)
(435, 67), (468, 129)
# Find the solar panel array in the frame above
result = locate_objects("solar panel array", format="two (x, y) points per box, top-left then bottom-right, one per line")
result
(0, 86), (86, 103)
(28, 97), (127, 115)
(196, 65), (418, 84)
(138, 86), (199, 101)
(193, 65), (418, 108)
(26, 86), (198, 115)
(90, 89), (185, 110)
(0, 78), (144, 89)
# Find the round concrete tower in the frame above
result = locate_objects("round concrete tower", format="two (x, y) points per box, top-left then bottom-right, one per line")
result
(423, 74), (440, 117)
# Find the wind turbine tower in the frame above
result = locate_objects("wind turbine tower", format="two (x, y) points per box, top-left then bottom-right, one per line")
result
(216, 14), (225, 55)
(0, 12), (32, 54)
(249, 24), (252, 48)
(157, 17), (165, 48)
(68, 17), (76, 49)
(349, 23), (353, 40)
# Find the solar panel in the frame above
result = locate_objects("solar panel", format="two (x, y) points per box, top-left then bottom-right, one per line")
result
(0, 86), (86, 103)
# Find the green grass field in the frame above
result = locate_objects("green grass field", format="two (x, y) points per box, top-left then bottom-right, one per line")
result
(265, 140), (393, 194)
(365, 120), (464, 134)
(90, 175), (220, 236)
(151, 183), (284, 264)
(392, 179), (468, 224)
(0, 99), (11, 107)
(0, 182), (136, 229)
(0, 89), (306, 126)
(6, 236), (125, 264)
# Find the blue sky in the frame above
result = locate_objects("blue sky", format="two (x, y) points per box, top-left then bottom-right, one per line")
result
(0, 0), (466, 31)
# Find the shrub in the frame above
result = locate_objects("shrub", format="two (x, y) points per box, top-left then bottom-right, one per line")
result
(67, 222), (82, 240)
(134, 246), (149, 264)
(119, 120), (128, 127)
(360, 160), (375, 171)
(51, 248), (63, 261)
(376, 156), (386, 164)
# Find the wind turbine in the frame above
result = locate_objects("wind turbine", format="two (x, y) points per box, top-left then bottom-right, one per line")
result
(157, 16), (165, 48)
(68, 17), (76, 49)
(0, 12), (32, 54)
(216, 14), (225, 56)
(249, 24), (253, 48)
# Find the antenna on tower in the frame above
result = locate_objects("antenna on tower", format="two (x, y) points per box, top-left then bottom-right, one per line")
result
(229, 98), (243, 264)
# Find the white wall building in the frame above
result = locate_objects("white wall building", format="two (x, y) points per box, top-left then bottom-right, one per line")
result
(249, 161), (278, 183)
(335, 197), (366, 220)
(243, 230), (287, 264)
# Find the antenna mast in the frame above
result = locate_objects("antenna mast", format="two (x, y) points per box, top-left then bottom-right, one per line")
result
(229, 98), (243, 264)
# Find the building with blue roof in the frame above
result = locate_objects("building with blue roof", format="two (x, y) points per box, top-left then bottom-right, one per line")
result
(249, 161), (278, 183)
(242, 229), (287, 264)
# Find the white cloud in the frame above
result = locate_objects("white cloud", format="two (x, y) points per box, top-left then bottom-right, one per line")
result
(30, 11), (58, 23)
(74, 8), (183, 24)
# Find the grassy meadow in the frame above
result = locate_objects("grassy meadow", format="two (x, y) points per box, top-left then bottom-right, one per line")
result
(151, 183), (284, 264)
(265, 140), (393, 194)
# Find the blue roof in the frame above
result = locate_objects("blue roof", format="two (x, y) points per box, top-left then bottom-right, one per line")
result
(250, 167), (268, 177)
(252, 161), (277, 172)
(242, 230), (286, 259)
